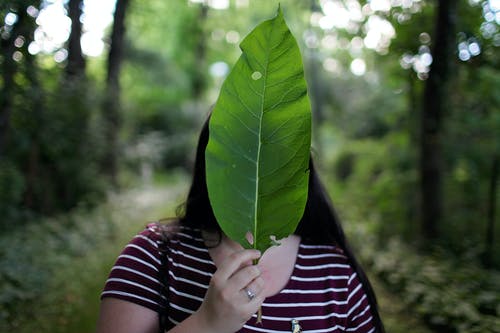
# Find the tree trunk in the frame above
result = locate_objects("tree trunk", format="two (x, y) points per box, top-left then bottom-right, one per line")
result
(102, 0), (130, 187)
(484, 155), (498, 267)
(65, 0), (86, 78)
(419, 0), (457, 240)
(191, 3), (208, 100)
(20, 6), (45, 212)
(307, 0), (324, 128)
(0, 9), (25, 157)
(23, 63), (43, 211)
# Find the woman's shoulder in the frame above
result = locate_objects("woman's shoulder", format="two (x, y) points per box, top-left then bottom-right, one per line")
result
(298, 240), (348, 261)
(295, 240), (355, 287)
(140, 220), (206, 248)
(297, 240), (353, 273)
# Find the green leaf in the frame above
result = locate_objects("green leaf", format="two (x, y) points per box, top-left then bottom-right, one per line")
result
(205, 8), (311, 254)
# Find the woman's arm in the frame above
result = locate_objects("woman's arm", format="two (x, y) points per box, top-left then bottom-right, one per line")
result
(96, 298), (159, 333)
(96, 249), (265, 333)
(95, 297), (221, 333)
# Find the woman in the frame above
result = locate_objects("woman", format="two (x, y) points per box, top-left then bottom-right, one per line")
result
(96, 117), (385, 333)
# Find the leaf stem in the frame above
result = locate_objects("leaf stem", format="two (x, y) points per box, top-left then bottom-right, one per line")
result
(256, 306), (263, 324)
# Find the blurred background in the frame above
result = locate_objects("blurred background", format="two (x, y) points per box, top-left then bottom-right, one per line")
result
(0, 0), (499, 332)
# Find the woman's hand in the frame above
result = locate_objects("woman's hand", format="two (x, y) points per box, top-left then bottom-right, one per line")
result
(194, 249), (265, 333)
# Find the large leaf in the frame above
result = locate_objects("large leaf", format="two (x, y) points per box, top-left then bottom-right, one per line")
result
(205, 8), (311, 254)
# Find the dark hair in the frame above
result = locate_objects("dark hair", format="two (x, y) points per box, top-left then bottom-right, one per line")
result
(178, 117), (385, 332)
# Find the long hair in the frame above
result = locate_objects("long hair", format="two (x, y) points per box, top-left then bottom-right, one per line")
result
(178, 117), (385, 332)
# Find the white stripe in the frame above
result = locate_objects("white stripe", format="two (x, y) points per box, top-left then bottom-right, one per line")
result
(168, 270), (209, 289)
(348, 272), (357, 285)
(241, 325), (288, 333)
(167, 257), (213, 277)
(262, 298), (347, 307)
(295, 263), (350, 270)
(347, 283), (362, 303)
(297, 253), (346, 259)
(126, 244), (161, 265)
(177, 231), (204, 242)
(299, 244), (336, 250)
(169, 302), (195, 314)
(101, 290), (159, 306)
(280, 287), (348, 294)
(252, 311), (348, 321)
(111, 265), (161, 285)
(168, 317), (179, 325)
(118, 254), (158, 272)
(302, 326), (346, 333)
(134, 234), (159, 249)
(346, 316), (373, 331)
(170, 248), (213, 265)
(351, 304), (371, 321)
(366, 327), (376, 333)
(168, 286), (204, 302)
(146, 226), (163, 236)
(170, 239), (209, 253)
(291, 275), (349, 282)
(106, 278), (163, 297)
(347, 294), (367, 317)
(243, 324), (346, 333)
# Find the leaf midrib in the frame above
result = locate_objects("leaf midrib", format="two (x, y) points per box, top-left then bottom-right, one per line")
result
(253, 19), (277, 251)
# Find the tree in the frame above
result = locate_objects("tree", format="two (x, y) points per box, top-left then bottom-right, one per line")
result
(102, 0), (130, 186)
(65, 0), (86, 78)
(419, 0), (457, 240)
(0, 4), (25, 156)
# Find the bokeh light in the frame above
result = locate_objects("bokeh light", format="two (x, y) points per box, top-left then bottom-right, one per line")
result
(5, 12), (18, 25)
(209, 61), (229, 78)
(350, 58), (366, 75)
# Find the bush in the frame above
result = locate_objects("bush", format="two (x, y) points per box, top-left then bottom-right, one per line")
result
(348, 223), (500, 333)
(0, 179), (188, 332)
(0, 161), (25, 226)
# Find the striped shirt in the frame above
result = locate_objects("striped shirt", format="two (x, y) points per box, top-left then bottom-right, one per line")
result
(102, 223), (375, 333)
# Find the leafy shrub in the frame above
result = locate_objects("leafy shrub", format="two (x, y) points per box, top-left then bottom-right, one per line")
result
(0, 161), (25, 226)
(347, 223), (500, 333)
(0, 180), (188, 332)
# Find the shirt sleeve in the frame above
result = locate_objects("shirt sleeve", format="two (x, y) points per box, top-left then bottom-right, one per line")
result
(101, 225), (166, 313)
(345, 271), (376, 333)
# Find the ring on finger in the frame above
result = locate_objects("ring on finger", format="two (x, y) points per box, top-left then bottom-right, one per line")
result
(245, 288), (256, 300)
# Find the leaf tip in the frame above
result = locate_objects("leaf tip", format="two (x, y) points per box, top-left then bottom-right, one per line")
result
(276, 3), (283, 17)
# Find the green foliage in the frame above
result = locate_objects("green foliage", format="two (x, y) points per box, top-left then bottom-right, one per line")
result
(0, 161), (25, 222)
(0, 0), (498, 331)
(0, 178), (189, 332)
(206, 9), (311, 253)
(326, 130), (417, 240)
(349, 225), (500, 333)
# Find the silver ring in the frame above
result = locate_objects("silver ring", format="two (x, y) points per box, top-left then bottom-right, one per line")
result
(245, 288), (255, 300)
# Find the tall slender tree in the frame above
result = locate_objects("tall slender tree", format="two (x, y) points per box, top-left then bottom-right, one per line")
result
(0, 6), (24, 157)
(22, 7), (45, 211)
(65, 0), (86, 78)
(102, 0), (130, 186)
(191, 3), (208, 100)
(419, 0), (457, 240)
(484, 155), (498, 267)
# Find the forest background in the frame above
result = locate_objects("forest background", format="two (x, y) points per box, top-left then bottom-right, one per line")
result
(0, 0), (498, 332)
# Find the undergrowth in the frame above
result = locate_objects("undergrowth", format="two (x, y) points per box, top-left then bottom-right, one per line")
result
(0, 173), (188, 333)
(346, 222), (500, 333)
